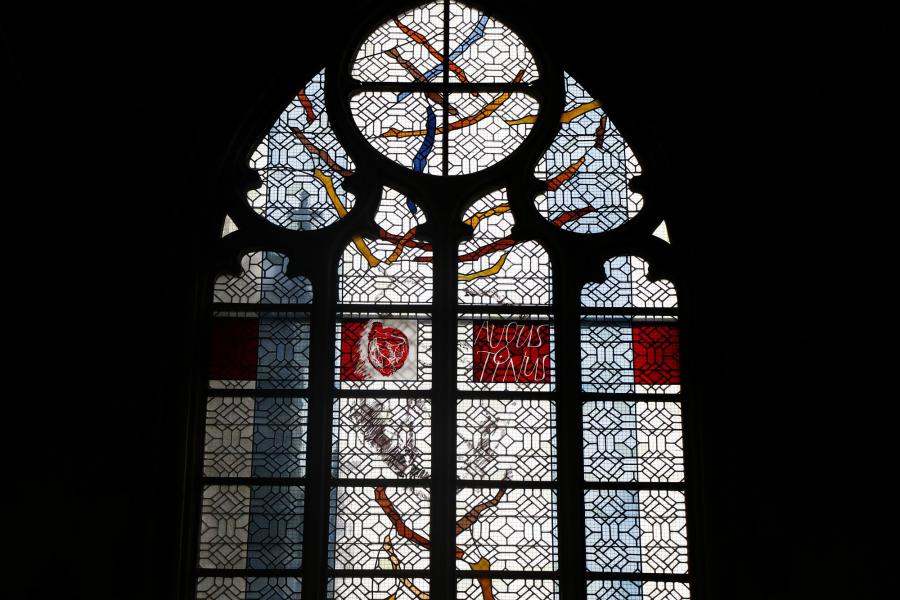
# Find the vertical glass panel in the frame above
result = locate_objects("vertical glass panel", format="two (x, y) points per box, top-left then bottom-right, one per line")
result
(197, 577), (246, 600)
(209, 312), (311, 390)
(351, 92), (444, 175)
(447, 1), (539, 83)
(457, 315), (555, 392)
(250, 69), (356, 230)
(586, 581), (690, 600)
(446, 93), (538, 175)
(457, 579), (558, 600)
(580, 316), (680, 394)
(336, 313), (433, 390)
(333, 398), (431, 479)
(246, 486), (304, 569)
(200, 577), (303, 600)
(199, 486), (304, 571)
(456, 487), (557, 571)
(204, 396), (308, 478)
(458, 189), (552, 305)
(584, 490), (688, 574)
(352, 1), (445, 82)
(214, 252), (313, 305)
(199, 485), (251, 569)
(329, 486), (431, 570)
(583, 401), (684, 483)
(535, 73), (642, 234)
(329, 577), (431, 600)
(339, 187), (433, 304)
(457, 399), (556, 481)
(580, 256), (677, 309)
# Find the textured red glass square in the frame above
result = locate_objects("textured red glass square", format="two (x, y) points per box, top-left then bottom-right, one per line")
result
(209, 317), (259, 380)
(632, 324), (680, 384)
(340, 319), (415, 381)
(340, 320), (368, 381)
(472, 320), (551, 383)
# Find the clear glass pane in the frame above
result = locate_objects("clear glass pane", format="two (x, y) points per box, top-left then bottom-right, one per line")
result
(204, 396), (308, 478)
(329, 486), (431, 570)
(584, 490), (688, 574)
(456, 487), (557, 571)
(583, 400), (684, 483)
(457, 399), (556, 481)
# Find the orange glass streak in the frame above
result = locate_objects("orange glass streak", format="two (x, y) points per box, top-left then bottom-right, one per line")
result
(546, 157), (586, 191)
(393, 18), (470, 85)
(382, 70), (525, 138)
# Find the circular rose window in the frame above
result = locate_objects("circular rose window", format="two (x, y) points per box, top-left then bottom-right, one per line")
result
(349, 1), (540, 175)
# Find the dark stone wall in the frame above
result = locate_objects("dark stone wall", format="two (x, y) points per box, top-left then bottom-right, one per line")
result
(3, 2), (896, 598)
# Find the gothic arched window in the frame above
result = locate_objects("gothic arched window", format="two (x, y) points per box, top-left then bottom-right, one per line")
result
(191, 3), (692, 599)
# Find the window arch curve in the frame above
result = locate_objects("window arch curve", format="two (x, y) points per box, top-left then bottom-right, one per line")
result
(191, 2), (693, 600)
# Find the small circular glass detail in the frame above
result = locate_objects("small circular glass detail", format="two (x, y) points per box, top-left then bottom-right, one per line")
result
(350, 1), (540, 175)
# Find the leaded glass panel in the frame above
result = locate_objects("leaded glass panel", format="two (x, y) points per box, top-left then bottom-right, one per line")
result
(455, 487), (557, 571)
(329, 486), (431, 570)
(249, 69), (355, 230)
(457, 315), (555, 392)
(333, 397), (431, 479)
(335, 314), (433, 390)
(458, 578), (558, 600)
(198, 2), (692, 598)
(328, 577), (431, 600)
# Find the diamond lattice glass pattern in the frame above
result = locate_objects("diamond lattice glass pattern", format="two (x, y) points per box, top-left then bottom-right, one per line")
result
(196, 577), (302, 600)
(249, 69), (355, 230)
(580, 316), (680, 394)
(199, 485), (304, 570)
(456, 487), (557, 571)
(329, 486), (431, 570)
(584, 490), (688, 574)
(328, 577), (431, 600)
(457, 399), (556, 481)
(534, 73), (643, 233)
(586, 580), (691, 600)
(458, 189), (552, 306)
(458, 579), (558, 600)
(204, 396), (308, 479)
(333, 398), (431, 479)
(339, 187), (433, 304)
(352, 1), (537, 84)
(349, 1), (540, 174)
(583, 401), (684, 483)
(209, 312), (311, 390)
(213, 252), (313, 305)
(581, 256), (677, 309)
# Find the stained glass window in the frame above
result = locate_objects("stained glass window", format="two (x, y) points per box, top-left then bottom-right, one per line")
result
(193, 2), (693, 599)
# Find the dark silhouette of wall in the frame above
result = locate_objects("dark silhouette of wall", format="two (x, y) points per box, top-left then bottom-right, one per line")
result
(3, 2), (896, 599)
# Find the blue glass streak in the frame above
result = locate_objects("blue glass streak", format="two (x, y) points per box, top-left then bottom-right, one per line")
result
(398, 15), (489, 102)
(407, 106), (436, 213)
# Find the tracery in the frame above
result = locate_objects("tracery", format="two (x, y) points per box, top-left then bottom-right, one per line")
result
(194, 2), (690, 599)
